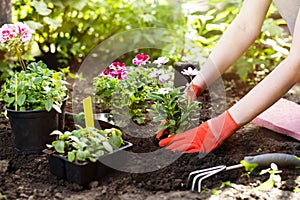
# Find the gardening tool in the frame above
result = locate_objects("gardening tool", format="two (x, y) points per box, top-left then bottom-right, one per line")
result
(187, 153), (300, 192)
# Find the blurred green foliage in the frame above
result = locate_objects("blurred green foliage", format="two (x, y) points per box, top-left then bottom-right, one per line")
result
(11, 0), (184, 70)
(0, 0), (292, 84)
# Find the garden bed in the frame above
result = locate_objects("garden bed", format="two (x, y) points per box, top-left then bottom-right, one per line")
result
(0, 74), (300, 199)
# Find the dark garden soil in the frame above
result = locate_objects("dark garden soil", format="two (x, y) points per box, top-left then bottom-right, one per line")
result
(1, 73), (300, 200)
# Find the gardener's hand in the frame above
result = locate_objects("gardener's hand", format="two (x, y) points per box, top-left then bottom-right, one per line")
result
(156, 120), (169, 138)
(154, 120), (169, 145)
(184, 83), (202, 103)
(158, 111), (239, 153)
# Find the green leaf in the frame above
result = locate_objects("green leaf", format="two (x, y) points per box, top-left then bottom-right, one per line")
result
(32, 0), (52, 16)
(76, 150), (87, 161)
(68, 151), (75, 162)
(109, 135), (123, 148)
(240, 160), (259, 172)
(95, 150), (105, 157)
(43, 17), (61, 29)
(25, 21), (44, 30)
(54, 141), (65, 154)
(45, 99), (53, 111)
(17, 94), (26, 106)
(52, 104), (62, 113)
(103, 141), (113, 153)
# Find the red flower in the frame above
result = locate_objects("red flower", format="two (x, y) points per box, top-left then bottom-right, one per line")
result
(132, 53), (150, 66)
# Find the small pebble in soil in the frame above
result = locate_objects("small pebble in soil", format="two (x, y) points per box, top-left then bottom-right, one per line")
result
(89, 181), (99, 188)
(54, 192), (64, 199)
(0, 160), (9, 173)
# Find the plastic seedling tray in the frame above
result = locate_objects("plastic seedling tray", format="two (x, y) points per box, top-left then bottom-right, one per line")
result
(96, 141), (133, 179)
(44, 141), (133, 185)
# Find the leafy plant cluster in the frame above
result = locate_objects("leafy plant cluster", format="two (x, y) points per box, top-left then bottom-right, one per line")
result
(94, 75), (120, 112)
(0, 60), (68, 112)
(47, 127), (124, 163)
(110, 67), (162, 125)
(148, 86), (200, 136)
(93, 53), (172, 125)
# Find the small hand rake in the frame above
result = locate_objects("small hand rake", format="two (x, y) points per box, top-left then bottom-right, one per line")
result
(187, 153), (300, 192)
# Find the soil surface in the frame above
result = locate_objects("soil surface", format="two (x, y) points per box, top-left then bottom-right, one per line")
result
(1, 73), (300, 200)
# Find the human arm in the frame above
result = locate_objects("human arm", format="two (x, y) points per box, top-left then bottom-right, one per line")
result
(160, 6), (300, 153)
(191, 0), (272, 91)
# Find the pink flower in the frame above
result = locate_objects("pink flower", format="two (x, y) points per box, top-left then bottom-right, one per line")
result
(132, 53), (150, 66)
(0, 22), (33, 44)
(99, 61), (127, 80)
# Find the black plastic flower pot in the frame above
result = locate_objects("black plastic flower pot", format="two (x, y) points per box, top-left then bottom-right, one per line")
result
(6, 108), (59, 154)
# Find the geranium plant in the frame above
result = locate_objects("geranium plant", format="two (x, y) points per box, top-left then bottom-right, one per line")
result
(93, 62), (127, 112)
(93, 53), (172, 125)
(0, 22), (69, 112)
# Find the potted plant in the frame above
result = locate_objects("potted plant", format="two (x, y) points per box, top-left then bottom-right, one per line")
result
(0, 22), (69, 154)
(44, 126), (132, 185)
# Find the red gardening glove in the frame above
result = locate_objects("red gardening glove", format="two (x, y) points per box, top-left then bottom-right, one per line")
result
(155, 120), (169, 139)
(185, 83), (202, 102)
(158, 111), (239, 153)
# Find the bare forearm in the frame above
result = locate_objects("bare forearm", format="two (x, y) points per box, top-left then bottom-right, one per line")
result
(192, 0), (271, 89)
(193, 23), (258, 88)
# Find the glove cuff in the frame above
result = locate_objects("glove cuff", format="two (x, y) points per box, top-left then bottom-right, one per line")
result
(191, 83), (202, 97)
(208, 111), (240, 145)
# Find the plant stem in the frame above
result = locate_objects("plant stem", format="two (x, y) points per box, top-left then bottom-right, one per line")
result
(15, 74), (18, 111)
(15, 46), (26, 70)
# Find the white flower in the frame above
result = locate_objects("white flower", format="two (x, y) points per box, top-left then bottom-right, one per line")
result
(157, 87), (172, 95)
(181, 67), (199, 76)
(153, 56), (169, 67)
(159, 74), (171, 84)
(148, 69), (164, 78)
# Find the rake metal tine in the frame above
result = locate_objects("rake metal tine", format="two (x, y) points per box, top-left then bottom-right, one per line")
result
(187, 165), (225, 186)
(196, 166), (226, 193)
(187, 165), (226, 192)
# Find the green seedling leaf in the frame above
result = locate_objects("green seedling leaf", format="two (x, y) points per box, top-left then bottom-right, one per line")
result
(54, 140), (65, 154)
(220, 181), (231, 188)
(69, 136), (80, 143)
(109, 135), (123, 148)
(95, 150), (105, 157)
(50, 130), (63, 136)
(89, 157), (96, 162)
(76, 150), (87, 161)
(240, 160), (259, 172)
(256, 179), (275, 191)
(68, 151), (75, 162)
(103, 141), (113, 153)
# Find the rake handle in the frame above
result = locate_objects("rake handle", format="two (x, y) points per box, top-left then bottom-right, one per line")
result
(243, 153), (300, 168)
